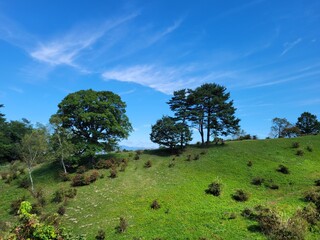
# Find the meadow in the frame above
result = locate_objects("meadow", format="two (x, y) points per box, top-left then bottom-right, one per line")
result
(1, 135), (320, 239)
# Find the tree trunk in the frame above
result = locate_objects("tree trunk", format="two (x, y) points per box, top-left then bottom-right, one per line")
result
(27, 165), (34, 193)
(61, 156), (67, 174)
(200, 123), (204, 145)
(206, 113), (211, 145)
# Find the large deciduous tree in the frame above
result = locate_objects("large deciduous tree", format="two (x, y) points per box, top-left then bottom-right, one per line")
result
(150, 116), (192, 150)
(296, 112), (320, 135)
(52, 89), (132, 160)
(270, 117), (291, 138)
(188, 83), (240, 144)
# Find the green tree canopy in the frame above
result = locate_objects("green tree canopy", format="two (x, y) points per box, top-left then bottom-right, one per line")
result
(296, 112), (320, 135)
(52, 89), (132, 159)
(188, 83), (240, 144)
(150, 116), (192, 149)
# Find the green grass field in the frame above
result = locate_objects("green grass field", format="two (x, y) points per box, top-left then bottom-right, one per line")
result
(1, 135), (320, 239)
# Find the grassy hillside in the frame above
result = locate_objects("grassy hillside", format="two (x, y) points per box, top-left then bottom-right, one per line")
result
(1, 135), (320, 239)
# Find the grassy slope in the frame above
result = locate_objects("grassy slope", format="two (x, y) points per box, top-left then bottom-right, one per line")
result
(1, 135), (320, 239)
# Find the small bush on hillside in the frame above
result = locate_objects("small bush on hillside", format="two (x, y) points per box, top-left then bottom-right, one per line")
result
(110, 168), (118, 178)
(134, 154), (140, 160)
(200, 150), (207, 155)
(65, 188), (77, 199)
(296, 149), (304, 156)
(144, 160), (152, 168)
(205, 182), (222, 196)
(89, 170), (100, 183)
(52, 189), (66, 203)
(119, 162), (127, 172)
(193, 154), (200, 160)
(59, 172), (70, 182)
(295, 203), (319, 225)
(33, 188), (44, 199)
(277, 164), (290, 174)
(314, 179), (320, 186)
(247, 161), (253, 167)
(292, 142), (300, 148)
(241, 208), (256, 220)
(76, 165), (87, 174)
(95, 229), (106, 240)
(72, 174), (89, 187)
(304, 189), (320, 203)
(95, 159), (107, 169)
(306, 146), (313, 152)
(151, 200), (161, 210)
(186, 154), (192, 161)
(57, 206), (66, 216)
(168, 162), (175, 168)
(251, 177), (265, 186)
(232, 189), (249, 202)
(116, 217), (128, 233)
(269, 184), (279, 190)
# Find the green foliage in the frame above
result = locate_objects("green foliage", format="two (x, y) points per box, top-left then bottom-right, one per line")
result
(292, 142), (300, 148)
(150, 200), (161, 210)
(205, 182), (222, 196)
(95, 229), (106, 240)
(232, 189), (249, 202)
(116, 217), (128, 233)
(277, 164), (290, 174)
(150, 116), (192, 149)
(296, 149), (304, 156)
(251, 177), (265, 186)
(296, 112), (320, 135)
(52, 89), (133, 159)
(187, 83), (240, 144)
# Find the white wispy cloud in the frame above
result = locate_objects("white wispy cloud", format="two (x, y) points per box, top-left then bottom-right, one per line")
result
(8, 87), (24, 93)
(280, 38), (302, 56)
(30, 13), (139, 67)
(102, 64), (232, 94)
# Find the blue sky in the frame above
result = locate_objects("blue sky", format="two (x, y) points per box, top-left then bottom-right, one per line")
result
(0, 0), (319, 148)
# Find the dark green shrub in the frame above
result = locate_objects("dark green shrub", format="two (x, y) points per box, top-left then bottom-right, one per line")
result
(76, 165), (87, 174)
(292, 142), (300, 148)
(168, 162), (175, 168)
(269, 184), (279, 190)
(59, 172), (70, 182)
(71, 174), (89, 187)
(200, 150), (207, 155)
(89, 170), (100, 183)
(119, 162), (126, 172)
(241, 208), (256, 220)
(38, 197), (47, 207)
(306, 146), (313, 152)
(251, 177), (264, 186)
(232, 189), (249, 202)
(105, 159), (114, 169)
(277, 164), (289, 174)
(57, 206), (66, 216)
(110, 168), (118, 178)
(95, 159), (107, 169)
(193, 154), (200, 160)
(116, 217), (128, 233)
(136, 150), (143, 155)
(296, 149), (304, 156)
(134, 154), (140, 160)
(144, 160), (152, 168)
(296, 203), (319, 225)
(186, 154), (192, 161)
(315, 179), (320, 186)
(151, 200), (160, 210)
(205, 182), (222, 196)
(304, 189), (320, 203)
(247, 161), (253, 167)
(65, 188), (77, 199)
(95, 229), (106, 240)
(52, 189), (65, 203)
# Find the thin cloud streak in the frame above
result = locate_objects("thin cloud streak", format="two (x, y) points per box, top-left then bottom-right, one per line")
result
(280, 38), (302, 56)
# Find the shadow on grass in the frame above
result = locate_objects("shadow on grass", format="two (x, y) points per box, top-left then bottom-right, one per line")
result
(144, 148), (179, 157)
(247, 224), (261, 233)
(33, 161), (61, 184)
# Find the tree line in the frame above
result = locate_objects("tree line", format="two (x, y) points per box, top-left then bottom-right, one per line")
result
(270, 112), (320, 138)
